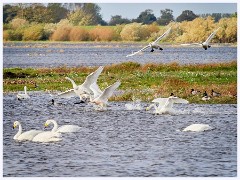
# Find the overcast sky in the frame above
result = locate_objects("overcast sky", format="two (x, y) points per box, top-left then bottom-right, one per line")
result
(97, 3), (237, 22)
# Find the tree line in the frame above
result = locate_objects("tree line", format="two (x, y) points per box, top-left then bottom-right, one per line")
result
(3, 3), (237, 25)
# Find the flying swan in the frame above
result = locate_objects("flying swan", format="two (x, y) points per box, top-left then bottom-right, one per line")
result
(44, 119), (81, 133)
(181, 27), (220, 50)
(55, 66), (104, 102)
(126, 27), (171, 57)
(13, 121), (43, 141)
(17, 86), (30, 100)
(90, 81), (121, 109)
(146, 95), (189, 114)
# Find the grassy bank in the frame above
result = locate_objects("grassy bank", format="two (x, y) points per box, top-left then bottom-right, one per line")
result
(3, 61), (237, 104)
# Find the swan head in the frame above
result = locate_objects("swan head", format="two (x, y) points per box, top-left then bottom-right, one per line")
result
(44, 119), (54, 128)
(13, 121), (20, 129)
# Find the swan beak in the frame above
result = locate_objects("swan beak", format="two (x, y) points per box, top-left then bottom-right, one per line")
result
(44, 123), (49, 128)
(12, 125), (15, 129)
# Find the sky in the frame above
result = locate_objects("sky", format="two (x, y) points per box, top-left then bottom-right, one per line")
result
(97, 3), (237, 22)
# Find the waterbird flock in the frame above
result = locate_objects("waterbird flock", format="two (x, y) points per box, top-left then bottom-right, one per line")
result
(11, 26), (225, 142)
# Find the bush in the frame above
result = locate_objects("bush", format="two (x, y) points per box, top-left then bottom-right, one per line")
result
(4, 29), (24, 41)
(120, 23), (150, 41)
(10, 18), (29, 29)
(69, 27), (89, 41)
(44, 23), (57, 40)
(89, 26), (116, 41)
(50, 20), (73, 41)
(23, 24), (45, 41)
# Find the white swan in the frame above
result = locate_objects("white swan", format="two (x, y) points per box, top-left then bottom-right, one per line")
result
(125, 99), (142, 110)
(182, 124), (213, 132)
(126, 27), (171, 57)
(56, 66), (104, 101)
(13, 121), (43, 141)
(146, 96), (189, 114)
(90, 81), (121, 109)
(17, 86), (30, 100)
(32, 131), (62, 143)
(181, 27), (220, 50)
(44, 119), (81, 133)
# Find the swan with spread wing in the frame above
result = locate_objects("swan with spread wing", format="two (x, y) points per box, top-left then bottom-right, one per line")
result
(126, 27), (171, 57)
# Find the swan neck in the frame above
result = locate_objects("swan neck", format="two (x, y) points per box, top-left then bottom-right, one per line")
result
(24, 87), (27, 95)
(14, 124), (22, 139)
(67, 77), (77, 89)
(51, 120), (58, 132)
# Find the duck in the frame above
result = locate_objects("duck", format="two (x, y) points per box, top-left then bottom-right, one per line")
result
(202, 91), (211, 101)
(12, 121), (43, 141)
(126, 27), (171, 57)
(211, 89), (221, 97)
(191, 89), (200, 95)
(17, 86), (30, 100)
(44, 119), (81, 133)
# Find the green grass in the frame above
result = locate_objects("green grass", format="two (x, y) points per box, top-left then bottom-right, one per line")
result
(3, 61), (237, 104)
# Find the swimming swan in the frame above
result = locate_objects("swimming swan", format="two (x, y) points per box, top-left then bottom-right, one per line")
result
(90, 81), (121, 109)
(181, 27), (220, 50)
(44, 119), (81, 133)
(146, 96), (189, 114)
(182, 124), (213, 132)
(17, 86), (30, 100)
(126, 27), (171, 57)
(13, 121), (43, 141)
(56, 66), (104, 101)
(32, 131), (62, 143)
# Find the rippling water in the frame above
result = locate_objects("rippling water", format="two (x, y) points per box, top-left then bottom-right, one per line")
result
(3, 92), (237, 177)
(3, 42), (237, 68)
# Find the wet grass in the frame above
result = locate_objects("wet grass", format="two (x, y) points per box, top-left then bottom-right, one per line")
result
(3, 61), (237, 104)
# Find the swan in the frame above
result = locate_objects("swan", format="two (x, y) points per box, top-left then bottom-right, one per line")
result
(17, 86), (30, 100)
(146, 95), (189, 114)
(56, 66), (104, 102)
(13, 121), (43, 141)
(182, 124), (213, 132)
(125, 99), (142, 110)
(44, 119), (81, 133)
(181, 27), (220, 50)
(32, 131), (62, 143)
(90, 81), (121, 109)
(126, 27), (171, 57)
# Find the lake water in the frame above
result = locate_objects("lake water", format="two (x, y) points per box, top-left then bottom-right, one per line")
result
(3, 92), (237, 177)
(3, 42), (237, 68)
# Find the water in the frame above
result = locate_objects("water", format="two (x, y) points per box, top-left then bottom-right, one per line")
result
(3, 42), (237, 68)
(3, 92), (237, 177)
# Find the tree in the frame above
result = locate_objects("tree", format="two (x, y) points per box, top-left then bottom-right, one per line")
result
(68, 3), (106, 25)
(135, 9), (157, 24)
(157, 9), (174, 25)
(108, 15), (131, 25)
(176, 10), (198, 22)
(47, 3), (68, 23)
(3, 4), (19, 23)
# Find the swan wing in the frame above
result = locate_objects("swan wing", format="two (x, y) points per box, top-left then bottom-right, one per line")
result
(204, 27), (220, 44)
(81, 66), (104, 90)
(56, 89), (76, 98)
(32, 131), (61, 142)
(96, 81), (121, 102)
(172, 97), (189, 104)
(154, 27), (171, 43)
(152, 98), (169, 106)
(126, 45), (150, 57)
(181, 43), (202, 46)
(90, 82), (103, 99)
